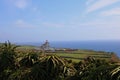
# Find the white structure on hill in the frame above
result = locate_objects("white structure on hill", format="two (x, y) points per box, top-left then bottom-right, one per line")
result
(40, 40), (55, 51)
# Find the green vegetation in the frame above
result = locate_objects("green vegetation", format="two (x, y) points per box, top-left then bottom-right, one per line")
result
(0, 41), (120, 80)
(17, 45), (36, 50)
(55, 50), (112, 62)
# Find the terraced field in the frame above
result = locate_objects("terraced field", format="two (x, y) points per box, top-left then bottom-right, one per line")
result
(17, 46), (113, 62)
(54, 50), (112, 62)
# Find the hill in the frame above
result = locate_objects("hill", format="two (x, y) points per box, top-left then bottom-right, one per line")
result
(18, 45), (119, 63)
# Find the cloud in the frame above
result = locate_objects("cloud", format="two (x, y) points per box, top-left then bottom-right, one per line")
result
(10, 0), (30, 9)
(15, 19), (34, 28)
(86, 0), (95, 5)
(100, 8), (120, 16)
(42, 22), (65, 28)
(87, 0), (120, 13)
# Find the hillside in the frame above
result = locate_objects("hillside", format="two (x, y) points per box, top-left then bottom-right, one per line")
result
(0, 42), (120, 80)
(17, 45), (119, 63)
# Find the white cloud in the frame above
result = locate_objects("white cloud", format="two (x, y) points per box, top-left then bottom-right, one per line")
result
(87, 0), (120, 13)
(100, 8), (120, 16)
(42, 22), (65, 28)
(86, 0), (95, 5)
(15, 20), (25, 25)
(10, 0), (30, 9)
(15, 19), (34, 28)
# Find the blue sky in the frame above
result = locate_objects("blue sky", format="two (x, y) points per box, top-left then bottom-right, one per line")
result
(0, 0), (120, 42)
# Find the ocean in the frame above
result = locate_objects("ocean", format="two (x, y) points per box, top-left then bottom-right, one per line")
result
(19, 41), (120, 57)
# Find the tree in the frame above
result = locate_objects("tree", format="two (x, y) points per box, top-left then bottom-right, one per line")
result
(71, 56), (116, 80)
(0, 41), (18, 79)
(30, 55), (67, 80)
(19, 52), (39, 67)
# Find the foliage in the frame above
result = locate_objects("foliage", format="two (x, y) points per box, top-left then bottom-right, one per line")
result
(0, 41), (19, 80)
(72, 56), (118, 80)
(0, 41), (120, 80)
(8, 68), (31, 80)
(19, 52), (39, 67)
(110, 66), (120, 80)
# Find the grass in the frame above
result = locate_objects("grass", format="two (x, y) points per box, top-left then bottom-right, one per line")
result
(53, 50), (112, 62)
(17, 46), (112, 62)
(17, 45), (35, 50)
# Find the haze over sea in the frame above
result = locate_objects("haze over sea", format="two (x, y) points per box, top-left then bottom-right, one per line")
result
(19, 40), (120, 57)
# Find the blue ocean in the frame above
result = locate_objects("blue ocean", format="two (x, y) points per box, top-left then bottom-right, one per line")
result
(20, 41), (120, 57)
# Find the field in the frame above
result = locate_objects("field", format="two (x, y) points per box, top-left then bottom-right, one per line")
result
(15, 44), (119, 63)
(18, 46), (112, 62)
(53, 50), (112, 62)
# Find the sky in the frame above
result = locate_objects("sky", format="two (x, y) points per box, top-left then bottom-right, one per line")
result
(0, 0), (120, 42)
